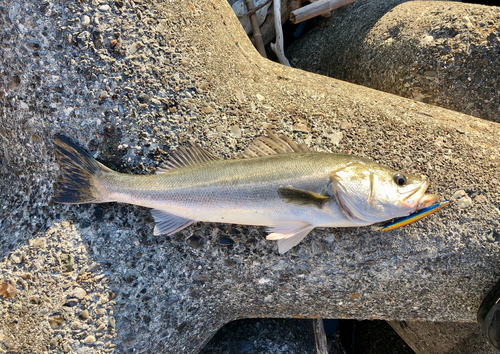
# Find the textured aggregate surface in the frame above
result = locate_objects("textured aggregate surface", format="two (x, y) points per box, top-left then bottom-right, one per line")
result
(286, 0), (500, 122)
(1, 0), (500, 352)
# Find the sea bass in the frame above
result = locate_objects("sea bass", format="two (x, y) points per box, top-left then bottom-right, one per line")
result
(53, 132), (438, 253)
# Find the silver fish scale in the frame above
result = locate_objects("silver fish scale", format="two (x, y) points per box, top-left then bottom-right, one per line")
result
(98, 152), (363, 225)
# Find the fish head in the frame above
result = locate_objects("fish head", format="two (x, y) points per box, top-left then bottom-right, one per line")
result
(329, 160), (438, 223)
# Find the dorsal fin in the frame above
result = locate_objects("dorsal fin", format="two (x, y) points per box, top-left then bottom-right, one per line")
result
(242, 129), (313, 158)
(156, 142), (219, 174)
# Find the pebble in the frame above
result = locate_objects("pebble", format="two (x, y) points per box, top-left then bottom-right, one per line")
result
(264, 295), (273, 303)
(83, 335), (96, 344)
(339, 121), (352, 130)
(422, 35), (434, 44)
(79, 309), (90, 320)
(230, 125), (241, 138)
(71, 287), (87, 299)
(82, 15), (90, 26)
(457, 196), (473, 209)
(218, 237), (232, 246)
(188, 235), (205, 249)
(137, 93), (150, 103)
(71, 321), (83, 329)
(29, 237), (47, 248)
(63, 343), (72, 352)
(0, 280), (16, 299)
(452, 190), (473, 209)
(98, 4), (110, 11)
(200, 106), (215, 114)
(192, 271), (211, 282)
(292, 122), (309, 132)
(328, 131), (343, 145)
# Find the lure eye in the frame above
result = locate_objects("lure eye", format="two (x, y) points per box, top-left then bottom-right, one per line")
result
(393, 173), (406, 186)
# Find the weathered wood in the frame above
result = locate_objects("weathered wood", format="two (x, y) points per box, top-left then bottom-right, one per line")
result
(290, 0), (357, 23)
(245, 0), (267, 57)
(270, 0), (290, 66)
(312, 319), (329, 354)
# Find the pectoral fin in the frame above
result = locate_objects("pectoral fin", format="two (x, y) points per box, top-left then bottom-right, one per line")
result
(266, 222), (314, 254)
(150, 209), (195, 235)
(278, 187), (329, 208)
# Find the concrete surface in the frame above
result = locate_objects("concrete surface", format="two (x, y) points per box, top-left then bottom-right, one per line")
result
(286, 0), (500, 122)
(1, 0), (500, 352)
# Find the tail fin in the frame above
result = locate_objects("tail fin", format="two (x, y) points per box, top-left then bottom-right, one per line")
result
(53, 134), (111, 204)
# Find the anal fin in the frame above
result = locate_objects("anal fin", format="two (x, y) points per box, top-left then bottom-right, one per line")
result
(150, 209), (195, 235)
(266, 222), (314, 254)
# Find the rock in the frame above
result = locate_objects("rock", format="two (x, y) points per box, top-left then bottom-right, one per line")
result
(79, 310), (90, 320)
(292, 122), (309, 132)
(339, 121), (352, 130)
(0, 280), (15, 299)
(200, 106), (215, 114)
(230, 124), (242, 138)
(70, 287), (87, 300)
(286, 0), (500, 122)
(1, 0), (500, 353)
(83, 335), (96, 344)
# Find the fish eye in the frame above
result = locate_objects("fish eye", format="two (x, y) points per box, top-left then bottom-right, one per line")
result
(393, 173), (406, 186)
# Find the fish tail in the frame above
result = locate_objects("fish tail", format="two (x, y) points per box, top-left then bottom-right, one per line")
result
(53, 134), (111, 204)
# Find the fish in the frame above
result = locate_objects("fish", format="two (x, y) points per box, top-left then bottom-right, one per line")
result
(53, 131), (438, 253)
(378, 199), (452, 231)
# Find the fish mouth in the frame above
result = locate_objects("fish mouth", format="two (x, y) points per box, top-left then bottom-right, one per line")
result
(402, 181), (438, 211)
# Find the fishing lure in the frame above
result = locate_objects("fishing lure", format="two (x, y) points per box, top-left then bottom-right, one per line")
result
(379, 199), (452, 231)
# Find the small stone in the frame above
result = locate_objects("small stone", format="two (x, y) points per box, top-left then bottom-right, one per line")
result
(256, 93), (264, 101)
(129, 41), (144, 54)
(79, 309), (90, 320)
(71, 321), (83, 329)
(29, 237), (47, 248)
(230, 125), (241, 138)
(292, 122), (309, 132)
(328, 131), (343, 145)
(137, 93), (150, 103)
(82, 15), (90, 26)
(109, 317), (115, 328)
(83, 335), (96, 344)
(188, 235), (205, 249)
(272, 260), (285, 271)
(60, 253), (74, 272)
(200, 106), (215, 114)
(77, 31), (90, 50)
(474, 195), (487, 204)
(424, 71), (437, 78)
(192, 271), (211, 282)
(452, 190), (467, 200)
(71, 287), (86, 300)
(339, 121), (352, 130)
(457, 196), (472, 209)
(98, 4), (110, 11)
(63, 343), (72, 352)
(218, 237), (232, 246)
(0, 280), (15, 299)
(422, 35), (434, 44)
(264, 295), (273, 303)
(48, 315), (65, 329)
(413, 93), (426, 102)
(453, 190), (473, 209)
